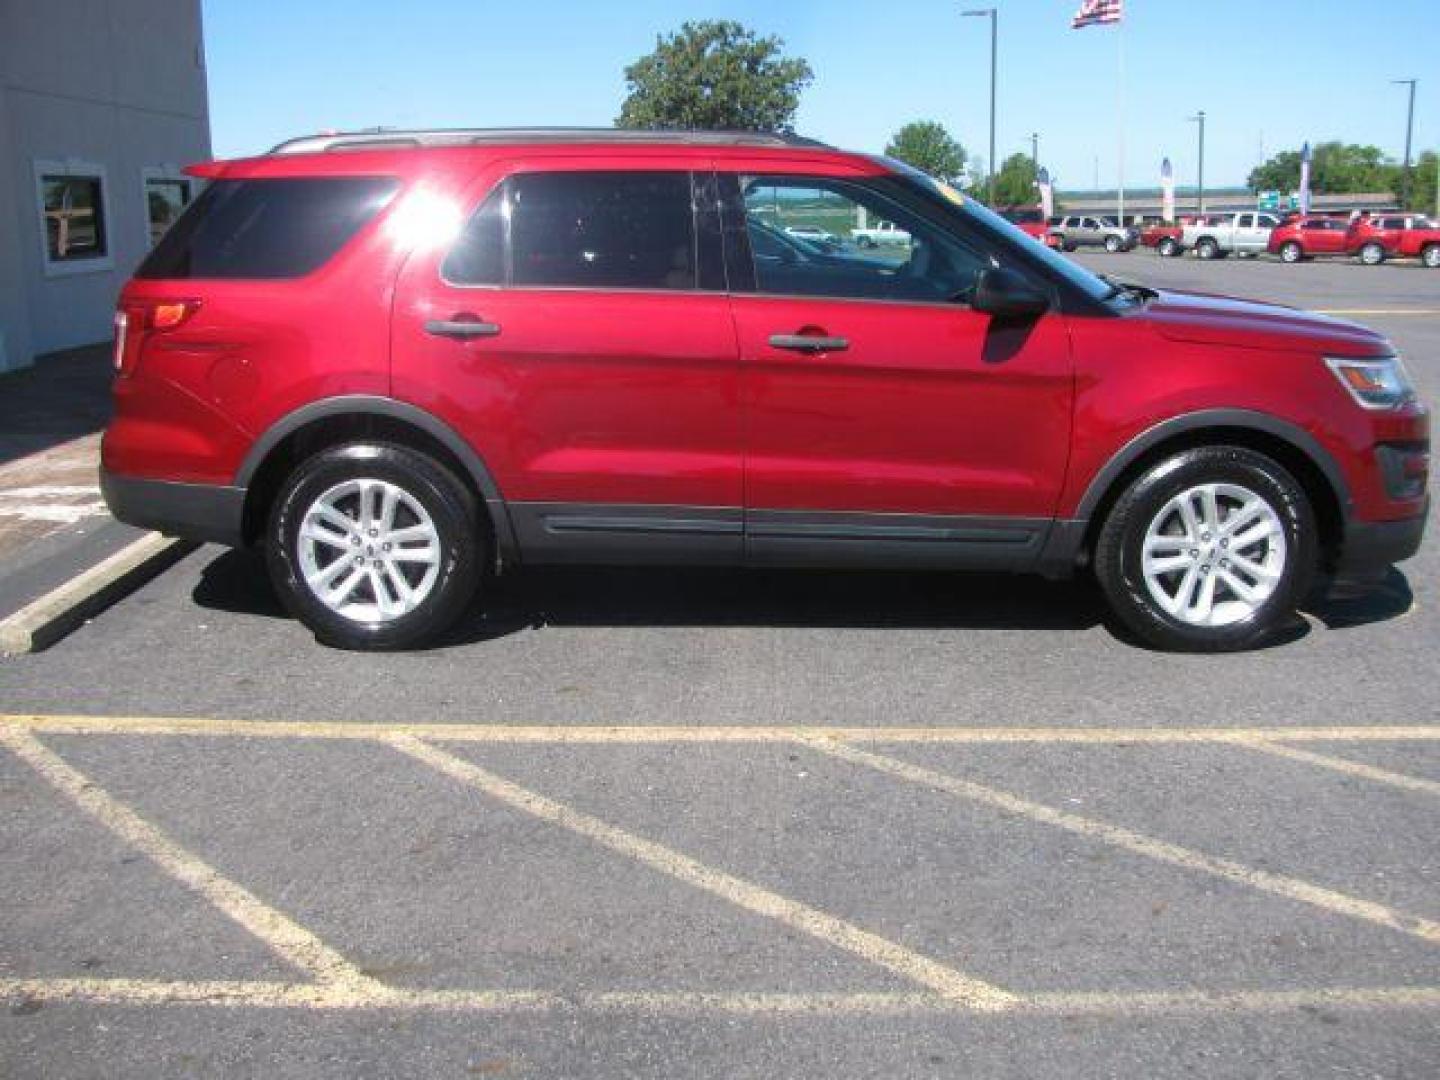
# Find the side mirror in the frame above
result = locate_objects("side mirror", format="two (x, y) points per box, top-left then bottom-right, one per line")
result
(972, 267), (1049, 319)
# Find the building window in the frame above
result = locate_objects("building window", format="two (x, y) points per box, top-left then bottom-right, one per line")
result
(33, 160), (113, 276)
(143, 171), (192, 247)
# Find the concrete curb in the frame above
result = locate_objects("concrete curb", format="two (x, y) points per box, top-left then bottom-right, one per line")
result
(0, 532), (195, 655)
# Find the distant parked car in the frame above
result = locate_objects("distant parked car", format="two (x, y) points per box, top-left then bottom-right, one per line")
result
(999, 205), (1051, 243)
(849, 220), (910, 248)
(1048, 215), (1137, 253)
(1267, 216), (1352, 262)
(1346, 214), (1439, 265)
(1395, 220), (1440, 268)
(1140, 221), (1186, 257)
(1181, 211), (1281, 260)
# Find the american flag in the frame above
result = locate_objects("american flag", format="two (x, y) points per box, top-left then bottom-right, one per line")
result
(1072, 0), (1123, 29)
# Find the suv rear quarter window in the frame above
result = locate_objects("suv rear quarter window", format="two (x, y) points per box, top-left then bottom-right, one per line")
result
(135, 176), (399, 280)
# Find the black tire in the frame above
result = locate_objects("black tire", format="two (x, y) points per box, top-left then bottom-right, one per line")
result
(1104, 235), (1122, 253)
(1157, 237), (1179, 257)
(1359, 242), (1385, 266)
(1280, 241), (1303, 264)
(266, 442), (481, 650)
(1195, 237), (1219, 260)
(1061, 241), (1077, 252)
(1094, 446), (1316, 652)
(1420, 243), (1440, 269)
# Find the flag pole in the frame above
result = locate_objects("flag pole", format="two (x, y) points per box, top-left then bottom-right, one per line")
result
(1116, 14), (1125, 226)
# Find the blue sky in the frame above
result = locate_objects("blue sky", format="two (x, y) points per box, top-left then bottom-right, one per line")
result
(202, 0), (1437, 192)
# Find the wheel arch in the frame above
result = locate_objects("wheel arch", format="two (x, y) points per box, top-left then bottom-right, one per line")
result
(236, 396), (517, 561)
(1069, 410), (1350, 571)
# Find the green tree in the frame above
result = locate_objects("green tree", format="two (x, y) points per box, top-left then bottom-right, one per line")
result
(616, 21), (813, 133)
(992, 152), (1039, 206)
(1247, 141), (1396, 195)
(1392, 150), (1438, 212)
(884, 121), (967, 185)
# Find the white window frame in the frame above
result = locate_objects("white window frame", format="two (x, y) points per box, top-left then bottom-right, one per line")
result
(140, 166), (194, 250)
(33, 158), (115, 277)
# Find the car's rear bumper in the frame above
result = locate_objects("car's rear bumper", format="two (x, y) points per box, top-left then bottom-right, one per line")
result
(101, 468), (247, 547)
(1329, 500), (1428, 596)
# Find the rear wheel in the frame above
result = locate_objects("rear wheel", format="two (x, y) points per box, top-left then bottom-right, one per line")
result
(1280, 241), (1303, 263)
(1061, 241), (1077, 252)
(1359, 242), (1386, 266)
(1094, 446), (1315, 652)
(1104, 235), (1123, 253)
(1157, 237), (1179, 257)
(266, 442), (481, 650)
(1195, 237), (1219, 260)
(1421, 243), (1440, 268)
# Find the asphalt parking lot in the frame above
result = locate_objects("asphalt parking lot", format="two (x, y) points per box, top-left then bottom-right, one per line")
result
(2, 255), (1438, 1077)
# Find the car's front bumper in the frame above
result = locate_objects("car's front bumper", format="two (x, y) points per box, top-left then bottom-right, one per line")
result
(101, 468), (247, 547)
(1329, 499), (1429, 596)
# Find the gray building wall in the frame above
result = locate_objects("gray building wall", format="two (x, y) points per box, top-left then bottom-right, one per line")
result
(1, 0), (211, 372)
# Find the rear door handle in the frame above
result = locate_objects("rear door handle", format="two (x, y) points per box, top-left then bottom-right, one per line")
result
(425, 317), (501, 339)
(768, 334), (849, 354)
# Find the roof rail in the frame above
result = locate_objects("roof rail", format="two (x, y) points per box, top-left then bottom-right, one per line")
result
(268, 127), (829, 156)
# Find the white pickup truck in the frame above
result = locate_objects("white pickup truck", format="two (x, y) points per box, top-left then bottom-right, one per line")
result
(1180, 211), (1280, 259)
(850, 220), (911, 248)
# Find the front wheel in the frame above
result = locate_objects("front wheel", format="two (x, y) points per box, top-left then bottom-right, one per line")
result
(1421, 244), (1440, 268)
(1094, 446), (1316, 652)
(1280, 241), (1303, 263)
(1157, 238), (1179, 257)
(1359, 242), (1386, 266)
(1104, 235), (1122, 253)
(266, 442), (481, 650)
(1196, 238), (1219, 260)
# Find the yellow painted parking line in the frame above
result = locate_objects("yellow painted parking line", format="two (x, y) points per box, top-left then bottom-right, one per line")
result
(800, 737), (1440, 946)
(1233, 738), (1440, 797)
(3, 713), (1437, 745)
(386, 734), (1015, 1010)
(4, 977), (1439, 1017)
(0, 728), (382, 994)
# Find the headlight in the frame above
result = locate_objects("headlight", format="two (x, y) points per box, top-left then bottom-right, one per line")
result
(1324, 355), (1417, 410)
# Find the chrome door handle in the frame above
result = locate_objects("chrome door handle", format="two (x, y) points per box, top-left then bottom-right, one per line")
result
(424, 318), (501, 339)
(768, 334), (848, 353)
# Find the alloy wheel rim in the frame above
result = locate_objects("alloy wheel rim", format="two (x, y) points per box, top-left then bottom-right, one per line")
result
(1362, 245), (1382, 265)
(297, 478), (442, 624)
(1425, 247), (1440, 268)
(1140, 482), (1287, 628)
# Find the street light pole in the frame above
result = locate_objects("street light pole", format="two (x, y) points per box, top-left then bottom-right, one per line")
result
(1393, 78), (1417, 209)
(1031, 131), (1039, 174)
(962, 8), (998, 205)
(1188, 111), (1207, 214)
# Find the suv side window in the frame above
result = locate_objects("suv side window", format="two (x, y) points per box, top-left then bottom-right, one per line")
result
(510, 171), (695, 290)
(732, 174), (995, 305)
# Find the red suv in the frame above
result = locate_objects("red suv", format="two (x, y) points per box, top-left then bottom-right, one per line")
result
(1347, 214), (1440, 266)
(1267, 215), (1353, 262)
(103, 129), (1429, 652)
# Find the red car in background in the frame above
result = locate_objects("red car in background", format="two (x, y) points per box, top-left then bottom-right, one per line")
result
(1347, 213), (1440, 266)
(1140, 216), (1206, 257)
(1267, 215), (1351, 262)
(999, 205), (1055, 245)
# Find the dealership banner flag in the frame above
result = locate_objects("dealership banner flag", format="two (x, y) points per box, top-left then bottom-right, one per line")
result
(1298, 141), (1312, 214)
(1072, 0), (1123, 29)
(1037, 167), (1054, 219)
(1160, 157), (1176, 223)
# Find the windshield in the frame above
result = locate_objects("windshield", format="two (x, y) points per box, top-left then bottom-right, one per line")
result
(891, 165), (1118, 304)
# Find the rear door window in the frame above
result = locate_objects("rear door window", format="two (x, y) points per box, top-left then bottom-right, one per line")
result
(135, 176), (399, 279)
(509, 171), (696, 290)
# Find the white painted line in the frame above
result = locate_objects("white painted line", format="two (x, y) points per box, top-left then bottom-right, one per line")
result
(1234, 738), (1440, 797)
(800, 737), (1440, 946)
(0, 728), (382, 993)
(386, 734), (1014, 1010)
(3, 977), (1438, 1017)
(0, 532), (190, 654)
(2, 714), (1436, 745)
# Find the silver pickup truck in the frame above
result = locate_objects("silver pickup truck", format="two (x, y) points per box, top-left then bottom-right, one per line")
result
(1181, 211), (1280, 259)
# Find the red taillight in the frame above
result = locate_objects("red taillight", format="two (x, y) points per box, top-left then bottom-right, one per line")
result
(113, 299), (200, 377)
